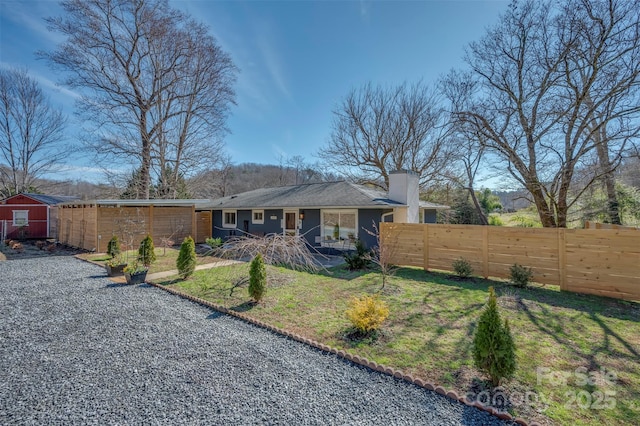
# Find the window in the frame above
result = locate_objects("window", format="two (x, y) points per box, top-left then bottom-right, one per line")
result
(13, 210), (29, 227)
(252, 210), (264, 224)
(222, 210), (237, 228)
(321, 209), (357, 241)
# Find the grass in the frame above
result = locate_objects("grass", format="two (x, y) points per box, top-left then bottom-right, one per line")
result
(155, 262), (640, 425)
(78, 247), (221, 274)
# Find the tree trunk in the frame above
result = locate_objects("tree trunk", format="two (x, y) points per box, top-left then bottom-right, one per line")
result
(139, 117), (151, 200)
(585, 90), (622, 225)
(468, 188), (488, 225)
(594, 129), (621, 224)
(529, 183), (557, 227)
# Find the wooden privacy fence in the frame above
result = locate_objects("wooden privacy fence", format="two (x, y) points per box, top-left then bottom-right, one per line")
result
(583, 220), (639, 230)
(57, 204), (199, 252)
(380, 223), (640, 302)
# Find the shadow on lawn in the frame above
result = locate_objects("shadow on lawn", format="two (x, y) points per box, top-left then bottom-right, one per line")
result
(398, 266), (640, 370)
(231, 301), (257, 312)
(318, 264), (379, 281)
(394, 267), (640, 323)
(516, 297), (640, 363)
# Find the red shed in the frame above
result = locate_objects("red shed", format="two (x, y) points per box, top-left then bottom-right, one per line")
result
(0, 193), (78, 241)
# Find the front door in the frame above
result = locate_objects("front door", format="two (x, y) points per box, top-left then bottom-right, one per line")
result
(284, 211), (297, 236)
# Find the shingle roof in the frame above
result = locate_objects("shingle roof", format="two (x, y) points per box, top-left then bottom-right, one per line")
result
(56, 199), (211, 208)
(206, 181), (448, 210)
(21, 193), (79, 205)
(419, 200), (448, 209)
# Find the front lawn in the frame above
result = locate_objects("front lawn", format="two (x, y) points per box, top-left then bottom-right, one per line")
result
(156, 264), (640, 425)
(79, 246), (220, 274)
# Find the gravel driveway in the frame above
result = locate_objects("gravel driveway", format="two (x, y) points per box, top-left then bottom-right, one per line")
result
(0, 256), (511, 425)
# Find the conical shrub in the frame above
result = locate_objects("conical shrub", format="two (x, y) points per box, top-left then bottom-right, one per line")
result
(472, 286), (517, 387)
(177, 236), (196, 279)
(249, 253), (266, 302)
(138, 234), (156, 267)
(106, 235), (121, 258)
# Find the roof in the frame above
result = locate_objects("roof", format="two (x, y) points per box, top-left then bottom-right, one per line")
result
(59, 199), (211, 208)
(206, 181), (448, 210)
(1, 193), (79, 205)
(420, 200), (448, 209)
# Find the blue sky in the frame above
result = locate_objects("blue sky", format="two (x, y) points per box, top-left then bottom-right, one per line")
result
(0, 0), (509, 182)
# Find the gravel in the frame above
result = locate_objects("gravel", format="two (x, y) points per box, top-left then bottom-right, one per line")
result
(0, 256), (512, 425)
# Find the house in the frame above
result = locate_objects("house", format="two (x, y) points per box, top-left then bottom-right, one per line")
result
(0, 193), (78, 240)
(206, 170), (447, 249)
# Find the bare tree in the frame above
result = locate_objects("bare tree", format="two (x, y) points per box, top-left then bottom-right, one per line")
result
(364, 221), (397, 291)
(213, 232), (325, 273)
(448, 0), (640, 227)
(186, 154), (233, 198)
(451, 136), (489, 225)
(440, 75), (490, 224)
(43, 0), (237, 199)
(319, 81), (453, 190)
(560, 0), (640, 225)
(0, 68), (67, 197)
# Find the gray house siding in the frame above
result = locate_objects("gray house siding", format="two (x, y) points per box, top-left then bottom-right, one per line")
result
(212, 210), (225, 238)
(261, 209), (284, 234)
(212, 208), (284, 239)
(300, 209), (320, 246)
(212, 207), (395, 249)
(358, 209), (392, 248)
(237, 210), (252, 233)
(424, 209), (437, 223)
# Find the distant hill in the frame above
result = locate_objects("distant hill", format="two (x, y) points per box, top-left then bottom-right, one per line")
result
(494, 189), (533, 212)
(4, 162), (342, 201)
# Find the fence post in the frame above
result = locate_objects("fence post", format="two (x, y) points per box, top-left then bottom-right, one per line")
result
(423, 224), (429, 271)
(558, 228), (566, 291)
(483, 226), (489, 278)
(148, 204), (154, 235)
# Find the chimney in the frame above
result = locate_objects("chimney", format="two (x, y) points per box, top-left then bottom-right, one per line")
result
(388, 170), (420, 223)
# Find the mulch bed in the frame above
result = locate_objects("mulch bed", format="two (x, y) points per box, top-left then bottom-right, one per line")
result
(1, 240), (85, 260)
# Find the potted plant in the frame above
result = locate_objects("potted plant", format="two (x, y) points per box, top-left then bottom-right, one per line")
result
(105, 255), (128, 277)
(333, 223), (340, 240)
(123, 261), (148, 285)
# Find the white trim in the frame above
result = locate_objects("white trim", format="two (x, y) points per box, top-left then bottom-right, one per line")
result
(212, 205), (408, 210)
(222, 210), (237, 228)
(12, 210), (29, 226)
(0, 204), (49, 207)
(381, 211), (394, 223)
(283, 209), (298, 235)
(320, 209), (358, 241)
(252, 209), (264, 224)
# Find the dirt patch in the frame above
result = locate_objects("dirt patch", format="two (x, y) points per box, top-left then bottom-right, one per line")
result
(1, 240), (86, 260)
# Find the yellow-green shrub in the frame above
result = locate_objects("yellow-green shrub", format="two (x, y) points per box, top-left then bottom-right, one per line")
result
(345, 295), (389, 334)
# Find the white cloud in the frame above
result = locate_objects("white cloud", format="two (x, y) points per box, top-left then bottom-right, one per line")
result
(0, 61), (80, 102)
(256, 34), (291, 101)
(2, 1), (66, 46)
(31, 71), (81, 100)
(271, 143), (287, 161)
(359, 0), (370, 22)
(43, 164), (109, 183)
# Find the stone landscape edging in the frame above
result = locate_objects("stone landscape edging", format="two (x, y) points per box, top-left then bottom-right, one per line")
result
(144, 278), (539, 426)
(72, 252), (538, 426)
